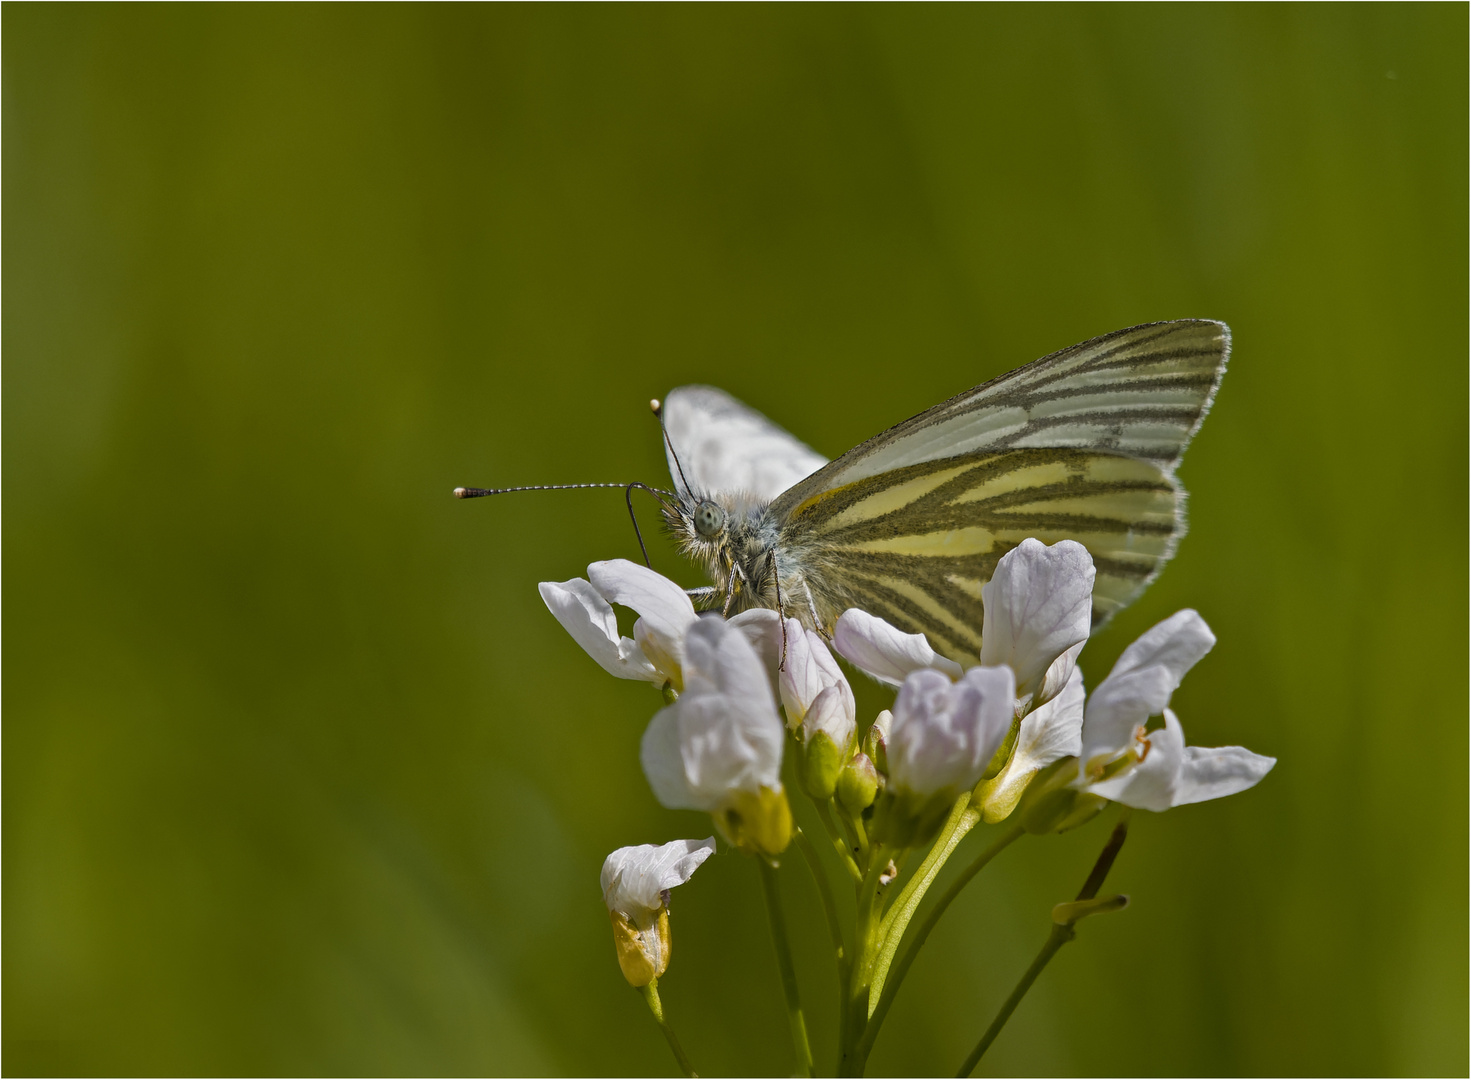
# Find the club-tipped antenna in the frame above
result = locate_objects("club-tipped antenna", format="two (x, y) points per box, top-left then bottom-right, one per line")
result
(452, 480), (674, 570)
(651, 397), (694, 501)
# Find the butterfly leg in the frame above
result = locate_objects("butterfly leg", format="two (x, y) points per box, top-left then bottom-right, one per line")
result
(684, 586), (720, 609)
(767, 550), (789, 671)
(722, 563), (748, 617)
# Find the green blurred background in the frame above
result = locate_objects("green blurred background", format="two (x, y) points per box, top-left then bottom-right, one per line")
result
(5, 5), (1466, 1076)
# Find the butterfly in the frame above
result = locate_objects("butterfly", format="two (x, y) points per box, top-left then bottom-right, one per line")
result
(657, 319), (1229, 667)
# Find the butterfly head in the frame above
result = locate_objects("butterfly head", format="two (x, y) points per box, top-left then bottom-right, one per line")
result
(663, 489), (779, 613)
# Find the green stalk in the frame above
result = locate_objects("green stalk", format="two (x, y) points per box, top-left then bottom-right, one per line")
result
(640, 979), (698, 1078)
(758, 858), (814, 1078)
(955, 813), (1132, 1076)
(853, 823), (1025, 1072)
(814, 797), (864, 883)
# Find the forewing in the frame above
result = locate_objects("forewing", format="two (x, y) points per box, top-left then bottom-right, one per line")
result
(663, 385), (828, 502)
(771, 320), (1228, 506)
(769, 320), (1229, 659)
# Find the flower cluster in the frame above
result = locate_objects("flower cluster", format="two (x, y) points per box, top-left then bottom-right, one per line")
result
(542, 539), (1274, 1008)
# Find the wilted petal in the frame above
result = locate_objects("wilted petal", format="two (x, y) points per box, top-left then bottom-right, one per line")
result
(833, 609), (963, 686)
(590, 560), (698, 679)
(1081, 610), (1216, 766)
(979, 539), (1095, 702)
(601, 837), (717, 927)
(889, 665), (1015, 796)
(539, 578), (660, 683)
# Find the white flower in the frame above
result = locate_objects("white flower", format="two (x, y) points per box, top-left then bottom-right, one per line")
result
(779, 617), (856, 750)
(978, 538), (1094, 708)
(601, 837), (717, 930)
(1074, 609), (1275, 811)
(887, 665), (1016, 798)
(601, 836), (716, 987)
(540, 560), (784, 696)
(640, 617), (792, 855)
(640, 617), (784, 809)
(1085, 709), (1275, 811)
(539, 559), (696, 688)
(831, 609), (962, 686)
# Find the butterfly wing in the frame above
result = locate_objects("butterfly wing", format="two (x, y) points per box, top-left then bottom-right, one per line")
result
(662, 385), (829, 503)
(768, 320), (1230, 661)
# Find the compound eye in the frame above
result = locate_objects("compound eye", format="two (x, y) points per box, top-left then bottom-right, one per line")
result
(693, 501), (726, 538)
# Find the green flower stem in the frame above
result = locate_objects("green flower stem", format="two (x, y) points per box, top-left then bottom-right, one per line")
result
(758, 857), (814, 1078)
(793, 827), (848, 963)
(814, 798), (864, 883)
(955, 812), (1132, 1077)
(640, 979), (698, 1079)
(839, 847), (894, 1076)
(854, 822), (1026, 1073)
(877, 794), (976, 942)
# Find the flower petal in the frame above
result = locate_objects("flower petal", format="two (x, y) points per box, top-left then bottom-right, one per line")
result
(979, 539), (1095, 702)
(1081, 609), (1216, 765)
(677, 689), (785, 800)
(663, 619), (786, 805)
(539, 578), (659, 682)
(640, 704), (704, 810)
(832, 609), (963, 686)
(589, 560), (698, 678)
(804, 683), (857, 751)
(729, 609), (783, 697)
(779, 619), (850, 730)
(1174, 743), (1276, 806)
(681, 617), (776, 711)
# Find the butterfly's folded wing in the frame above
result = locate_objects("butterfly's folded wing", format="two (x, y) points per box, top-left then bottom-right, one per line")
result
(663, 385), (829, 503)
(768, 321), (1230, 660)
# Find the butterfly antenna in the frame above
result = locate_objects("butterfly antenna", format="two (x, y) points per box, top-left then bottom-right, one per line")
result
(454, 483), (639, 498)
(453, 481), (675, 570)
(650, 398), (694, 501)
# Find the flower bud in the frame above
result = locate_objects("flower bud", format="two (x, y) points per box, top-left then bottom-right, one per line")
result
(836, 751), (880, 814)
(864, 710), (892, 775)
(804, 731), (844, 801)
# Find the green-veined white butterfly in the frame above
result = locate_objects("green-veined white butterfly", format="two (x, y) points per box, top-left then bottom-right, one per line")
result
(653, 319), (1228, 667)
